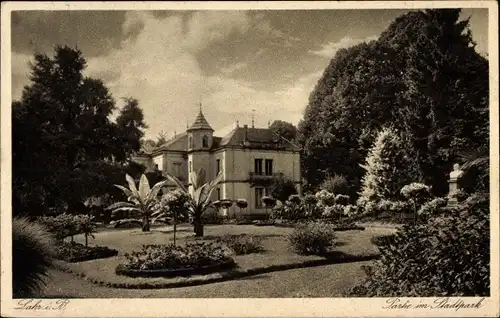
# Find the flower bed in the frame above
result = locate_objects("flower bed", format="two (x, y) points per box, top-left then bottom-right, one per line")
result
(55, 242), (118, 262)
(116, 241), (235, 277)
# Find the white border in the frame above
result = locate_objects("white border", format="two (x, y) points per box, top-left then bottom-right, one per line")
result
(1, 1), (499, 317)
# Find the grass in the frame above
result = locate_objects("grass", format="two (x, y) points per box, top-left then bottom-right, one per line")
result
(42, 260), (373, 298)
(56, 224), (395, 289)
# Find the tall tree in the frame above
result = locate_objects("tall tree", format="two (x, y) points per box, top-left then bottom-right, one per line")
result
(12, 45), (147, 216)
(298, 9), (488, 197)
(269, 120), (298, 142)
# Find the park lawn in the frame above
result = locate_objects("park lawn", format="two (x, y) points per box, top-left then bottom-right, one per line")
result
(58, 224), (394, 288)
(43, 260), (373, 298)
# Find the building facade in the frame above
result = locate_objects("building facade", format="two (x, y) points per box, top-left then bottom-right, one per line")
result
(133, 109), (301, 217)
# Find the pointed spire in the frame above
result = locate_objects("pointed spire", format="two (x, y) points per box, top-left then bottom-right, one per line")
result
(251, 109), (255, 128)
(187, 105), (213, 132)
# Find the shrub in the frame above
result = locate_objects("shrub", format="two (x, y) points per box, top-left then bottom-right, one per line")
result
(288, 222), (337, 255)
(201, 209), (224, 224)
(320, 173), (349, 195)
(270, 174), (298, 202)
(122, 241), (233, 270)
(350, 192), (489, 296)
(55, 242), (118, 262)
(219, 234), (264, 255)
(315, 189), (336, 207)
(13, 217), (55, 298)
(38, 213), (79, 241)
(370, 234), (396, 247)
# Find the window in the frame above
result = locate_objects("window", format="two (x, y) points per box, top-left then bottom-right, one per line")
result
(173, 162), (181, 177)
(265, 187), (271, 196)
(188, 135), (193, 148)
(216, 188), (221, 201)
(154, 164), (159, 171)
(202, 135), (208, 148)
(265, 159), (273, 175)
(189, 161), (192, 173)
(255, 188), (264, 208)
(254, 159), (263, 175)
(216, 159), (220, 175)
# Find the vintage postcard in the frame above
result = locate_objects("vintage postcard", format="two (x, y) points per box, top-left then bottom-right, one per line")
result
(1, 1), (499, 317)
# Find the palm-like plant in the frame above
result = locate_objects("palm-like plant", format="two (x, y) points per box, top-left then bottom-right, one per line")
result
(164, 168), (223, 237)
(13, 217), (55, 298)
(106, 174), (169, 232)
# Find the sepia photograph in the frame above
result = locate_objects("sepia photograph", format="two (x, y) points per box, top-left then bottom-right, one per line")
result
(1, 1), (498, 317)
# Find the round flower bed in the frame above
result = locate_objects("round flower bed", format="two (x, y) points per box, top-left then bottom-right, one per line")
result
(116, 241), (236, 278)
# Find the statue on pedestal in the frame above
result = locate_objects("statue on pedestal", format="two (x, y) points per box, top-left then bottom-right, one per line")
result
(447, 163), (464, 207)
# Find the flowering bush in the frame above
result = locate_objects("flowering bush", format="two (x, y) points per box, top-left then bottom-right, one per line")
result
(219, 234), (264, 255)
(350, 192), (489, 297)
(55, 242), (118, 263)
(400, 183), (431, 200)
(288, 194), (302, 205)
(315, 190), (335, 207)
(288, 222), (337, 255)
(122, 241), (233, 270)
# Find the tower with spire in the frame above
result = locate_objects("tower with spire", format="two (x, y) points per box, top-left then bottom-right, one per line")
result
(186, 103), (214, 194)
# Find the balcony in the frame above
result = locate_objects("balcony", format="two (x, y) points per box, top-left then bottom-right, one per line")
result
(249, 172), (283, 186)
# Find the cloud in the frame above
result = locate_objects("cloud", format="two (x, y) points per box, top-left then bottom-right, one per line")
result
(11, 52), (34, 100)
(219, 62), (248, 75)
(10, 11), (318, 140)
(309, 35), (378, 58)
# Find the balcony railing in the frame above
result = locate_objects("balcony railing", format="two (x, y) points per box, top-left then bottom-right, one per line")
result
(249, 172), (283, 184)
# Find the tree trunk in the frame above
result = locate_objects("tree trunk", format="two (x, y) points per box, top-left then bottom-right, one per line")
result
(142, 215), (150, 232)
(173, 210), (177, 246)
(194, 216), (204, 237)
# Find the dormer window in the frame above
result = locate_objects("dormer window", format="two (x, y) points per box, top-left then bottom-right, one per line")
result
(202, 135), (209, 148)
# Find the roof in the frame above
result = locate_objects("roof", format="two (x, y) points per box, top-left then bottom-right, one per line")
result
(187, 110), (213, 132)
(219, 126), (300, 151)
(155, 132), (188, 152)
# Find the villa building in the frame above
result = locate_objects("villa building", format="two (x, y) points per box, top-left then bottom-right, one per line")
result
(133, 108), (301, 217)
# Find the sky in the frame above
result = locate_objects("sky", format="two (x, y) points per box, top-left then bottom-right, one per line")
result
(11, 8), (488, 140)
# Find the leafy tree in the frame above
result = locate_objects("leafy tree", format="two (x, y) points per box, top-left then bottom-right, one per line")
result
(269, 120), (298, 142)
(12, 46), (147, 217)
(298, 9), (488, 198)
(270, 174), (298, 203)
(156, 130), (168, 146)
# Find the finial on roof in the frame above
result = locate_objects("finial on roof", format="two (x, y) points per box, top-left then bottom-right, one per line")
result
(186, 121), (189, 129)
(174, 130), (177, 137)
(252, 109), (255, 128)
(236, 120), (239, 127)
(199, 102), (202, 113)
(268, 120), (271, 128)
